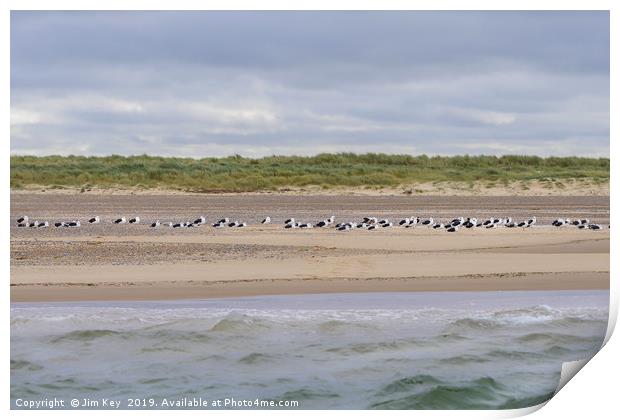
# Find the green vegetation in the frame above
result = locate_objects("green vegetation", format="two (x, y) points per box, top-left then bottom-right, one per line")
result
(10, 154), (610, 192)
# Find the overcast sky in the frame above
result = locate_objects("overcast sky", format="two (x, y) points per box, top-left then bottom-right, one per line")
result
(10, 11), (609, 157)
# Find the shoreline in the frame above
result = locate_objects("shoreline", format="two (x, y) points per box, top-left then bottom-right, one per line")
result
(10, 271), (610, 303)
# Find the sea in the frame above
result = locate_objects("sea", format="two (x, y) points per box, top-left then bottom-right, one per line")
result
(11, 290), (609, 410)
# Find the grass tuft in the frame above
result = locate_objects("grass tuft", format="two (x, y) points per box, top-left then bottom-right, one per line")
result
(10, 154), (609, 192)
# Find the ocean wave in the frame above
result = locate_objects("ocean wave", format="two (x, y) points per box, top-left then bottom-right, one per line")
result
(433, 333), (470, 342)
(316, 319), (376, 333)
(238, 352), (277, 365)
(377, 374), (442, 395)
(276, 388), (340, 401)
(544, 345), (576, 357)
(325, 337), (419, 356)
(549, 316), (608, 328)
(370, 377), (508, 409)
(438, 355), (489, 365)
(517, 332), (602, 345)
(49, 329), (125, 343)
(208, 313), (271, 333)
(486, 350), (546, 361)
(11, 359), (43, 372)
(446, 306), (556, 331)
(448, 318), (500, 331)
(498, 392), (555, 409)
(142, 329), (213, 344)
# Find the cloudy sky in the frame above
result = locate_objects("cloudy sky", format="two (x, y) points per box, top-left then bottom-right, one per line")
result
(11, 11), (609, 157)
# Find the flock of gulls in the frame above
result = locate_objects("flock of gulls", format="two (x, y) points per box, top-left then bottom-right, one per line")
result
(14, 215), (604, 231)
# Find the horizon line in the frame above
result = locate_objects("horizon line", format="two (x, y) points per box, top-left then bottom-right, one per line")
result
(9, 153), (611, 160)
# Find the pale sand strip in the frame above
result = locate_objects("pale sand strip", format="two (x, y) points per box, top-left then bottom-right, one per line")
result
(11, 225), (609, 302)
(11, 253), (609, 286)
(10, 272), (609, 302)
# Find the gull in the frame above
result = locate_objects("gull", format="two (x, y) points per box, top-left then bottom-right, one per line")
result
(338, 222), (355, 229)
(421, 218), (434, 226)
(150, 220), (160, 228)
(193, 216), (206, 225)
(450, 217), (465, 227)
(407, 217), (419, 228)
(16, 216), (28, 224)
(261, 217), (271, 224)
(88, 216), (100, 224)
(336, 222), (356, 229)
(129, 217), (140, 224)
(465, 218), (478, 228)
(113, 217), (126, 224)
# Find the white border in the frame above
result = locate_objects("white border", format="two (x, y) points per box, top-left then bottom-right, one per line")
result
(3, 1), (616, 419)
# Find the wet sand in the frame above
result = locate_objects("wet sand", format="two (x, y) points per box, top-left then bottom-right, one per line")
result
(10, 194), (610, 302)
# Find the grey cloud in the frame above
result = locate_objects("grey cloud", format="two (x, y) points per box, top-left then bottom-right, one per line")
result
(10, 11), (609, 157)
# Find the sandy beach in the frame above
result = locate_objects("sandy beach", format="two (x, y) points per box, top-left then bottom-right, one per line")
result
(10, 193), (610, 302)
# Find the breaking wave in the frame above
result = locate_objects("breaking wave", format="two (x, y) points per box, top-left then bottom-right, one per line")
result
(11, 290), (608, 409)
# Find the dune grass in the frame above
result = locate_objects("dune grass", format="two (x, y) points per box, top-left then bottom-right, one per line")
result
(10, 154), (610, 193)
